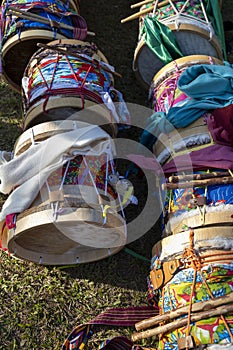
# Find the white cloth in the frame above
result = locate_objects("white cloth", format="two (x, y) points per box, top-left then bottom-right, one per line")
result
(0, 125), (112, 222)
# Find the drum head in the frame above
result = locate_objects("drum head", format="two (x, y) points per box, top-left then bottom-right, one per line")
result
(134, 25), (222, 88)
(5, 207), (126, 265)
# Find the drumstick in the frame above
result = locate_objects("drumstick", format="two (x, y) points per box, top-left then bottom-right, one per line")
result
(121, 6), (154, 23)
(37, 43), (122, 78)
(168, 171), (231, 183)
(7, 7), (95, 36)
(121, 0), (170, 23)
(162, 176), (233, 190)
(132, 303), (233, 342)
(135, 292), (233, 331)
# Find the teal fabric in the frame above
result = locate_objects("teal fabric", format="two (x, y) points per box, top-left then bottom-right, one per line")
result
(140, 62), (233, 148)
(142, 16), (183, 64)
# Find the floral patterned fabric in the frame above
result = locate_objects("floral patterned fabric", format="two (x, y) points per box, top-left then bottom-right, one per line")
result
(148, 260), (233, 349)
(47, 155), (117, 198)
(139, 0), (208, 39)
(1, 0), (86, 43)
(163, 170), (233, 218)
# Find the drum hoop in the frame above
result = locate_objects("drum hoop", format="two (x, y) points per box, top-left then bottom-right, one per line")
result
(153, 117), (212, 160)
(152, 226), (233, 259)
(153, 120), (215, 166)
(133, 39), (153, 89)
(23, 97), (115, 133)
(166, 206), (233, 235)
(14, 120), (93, 155)
(43, 39), (110, 65)
(1, 30), (65, 57)
(4, 215), (123, 265)
(152, 55), (223, 88)
(5, 208), (125, 265)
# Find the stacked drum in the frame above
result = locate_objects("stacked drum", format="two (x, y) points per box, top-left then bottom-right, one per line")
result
(0, 0), (131, 265)
(122, 1), (233, 349)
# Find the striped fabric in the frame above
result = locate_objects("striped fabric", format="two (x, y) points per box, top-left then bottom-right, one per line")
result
(62, 306), (158, 350)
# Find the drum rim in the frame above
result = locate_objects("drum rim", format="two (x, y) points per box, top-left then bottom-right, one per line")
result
(152, 54), (224, 87)
(14, 120), (93, 155)
(153, 117), (212, 161)
(34, 38), (110, 65)
(23, 97), (117, 136)
(166, 205), (233, 235)
(152, 226), (233, 259)
(1, 30), (66, 92)
(5, 207), (126, 265)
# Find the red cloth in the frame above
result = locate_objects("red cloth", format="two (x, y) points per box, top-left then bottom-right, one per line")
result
(208, 104), (233, 146)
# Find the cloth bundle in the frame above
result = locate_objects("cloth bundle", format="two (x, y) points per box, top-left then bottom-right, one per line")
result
(0, 125), (112, 222)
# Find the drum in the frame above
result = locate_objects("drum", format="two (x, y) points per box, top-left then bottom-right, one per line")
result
(133, 1), (223, 88)
(1, 121), (127, 265)
(162, 169), (233, 236)
(147, 228), (233, 349)
(151, 56), (223, 165)
(153, 115), (215, 166)
(22, 39), (127, 132)
(150, 55), (223, 113)
(1, 0), (87, 91)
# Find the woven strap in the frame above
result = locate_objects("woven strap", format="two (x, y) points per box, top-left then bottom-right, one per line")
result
(62, 306), (158, 350)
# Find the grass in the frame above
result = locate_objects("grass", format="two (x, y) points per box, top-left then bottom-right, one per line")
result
(0, 0), (233, 348)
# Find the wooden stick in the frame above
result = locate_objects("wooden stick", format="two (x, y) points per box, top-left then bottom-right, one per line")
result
(122, 0), (170, 23)
(132, 303), (233, 342)
(168, 172), (231, 183)
(7, 7), (95, 36)
(121, 5), (154, 23)
(37, 43), (122, 78)
(131, 0), (154, 9)
(162, 176), (233, 190)
(135, 293), (233, 331)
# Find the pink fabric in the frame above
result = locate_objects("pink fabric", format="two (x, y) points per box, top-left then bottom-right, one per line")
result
(163, 144), (233, 174)
(126, 144), (233, 175)
(5, 214), (16, 230)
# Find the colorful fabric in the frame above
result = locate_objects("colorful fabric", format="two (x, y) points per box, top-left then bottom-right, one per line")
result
(206, 0), (226, 59)
(139, 0), (211, 33)
(148, 250), (233, 349)
(156, 264), (233, 349)
(62, 306), (158, 350)
(47, 155), (117, 198)
(163, 170), (233, 217)
(140, 16), (183, 65)
(26, 55), (112, 103)
(139, 62), (233, 152)
(162, 144), (233, 174)
(150, 64), (188, 114)
(23, 43), (130, 125)
(1, 0), (87, 43)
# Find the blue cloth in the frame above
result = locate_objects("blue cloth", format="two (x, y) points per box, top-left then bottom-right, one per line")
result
(141, 62), (233, 149)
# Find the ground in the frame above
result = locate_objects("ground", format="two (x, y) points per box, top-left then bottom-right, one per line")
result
(0, 0), (233, 349)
